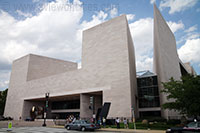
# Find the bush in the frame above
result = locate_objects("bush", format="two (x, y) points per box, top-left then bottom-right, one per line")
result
(134, 122), (170, 130)
(167, 119), (181, 125)
(142, 119), (148, 124)
(104, 119), (179, 130)
(152, 117), (167, 122)
(137, 117), (167, 123)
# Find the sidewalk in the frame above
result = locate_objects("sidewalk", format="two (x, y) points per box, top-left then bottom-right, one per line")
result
(0, 120), (55, 128)
(0, 121), (166, 133)
(99, 128), (165, 133)
(52, 125), (165, 133)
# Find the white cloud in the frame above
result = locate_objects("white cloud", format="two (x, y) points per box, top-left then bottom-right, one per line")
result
(177, 25), (199, 44)
(167, 20), (184, 33)
(150, 0), (156, 4)
(129, 18), (154, 71)
(177, 33), (200, 45)
(184, 25), (197, 33)
(178, 38), (200, 63)
(136, 56), (153, 71)
(81, 11), (108, 30)
(187, 33), (200, 40)
(110, 7), (118, 18)
(32, 0), (40, 3)
(0, 70), (10, 90)
(0, 0), (83, 64)
(129, 18), (153, 55)
(126, 14), (135, 21)
(16, 10), (32, 17)
(159, 0), (198, 14)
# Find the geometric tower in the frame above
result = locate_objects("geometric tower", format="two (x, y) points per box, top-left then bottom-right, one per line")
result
(153, 4), (188, 119)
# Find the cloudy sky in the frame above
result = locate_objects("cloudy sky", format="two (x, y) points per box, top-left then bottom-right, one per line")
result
(0, 0), (199, 91)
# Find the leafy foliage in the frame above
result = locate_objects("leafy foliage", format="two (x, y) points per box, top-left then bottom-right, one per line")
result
(161, 75), (200, 117)
(0, 89), (8, 115)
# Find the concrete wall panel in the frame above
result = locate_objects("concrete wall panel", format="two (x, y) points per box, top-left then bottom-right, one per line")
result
(153, 4), (182, 119)
(27, 54), (77, 81)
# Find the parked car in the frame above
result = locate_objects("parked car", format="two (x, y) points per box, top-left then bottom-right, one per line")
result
(0, 115), (13, 121)
(65, 120), (100, 131)
(166, 121), (200, 133)
(25, 117), (34, 121)
(0, 115), (6, 121)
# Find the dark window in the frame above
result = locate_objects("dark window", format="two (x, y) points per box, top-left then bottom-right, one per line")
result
(52, 100), (80, 110)
(55, 112), (79, 119)
(138, 96), (160, 108)
(139, 111), (161, 118)
(137, 76), (160, 108)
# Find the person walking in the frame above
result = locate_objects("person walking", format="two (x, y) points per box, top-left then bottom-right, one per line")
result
(97, 117), (102, 126)
(123, 118), (128, 129)
(116, 117), (120, 129)
(102, 117), (106, 128)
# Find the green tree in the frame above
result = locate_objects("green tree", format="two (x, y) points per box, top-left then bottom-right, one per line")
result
(0, 89), (8, 115)
(162, 75), (200, 117)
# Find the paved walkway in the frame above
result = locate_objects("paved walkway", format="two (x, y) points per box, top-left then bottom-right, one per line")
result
(0, 127), (68, 133)
(0, 120), (55, 128)
(100, 128), (165, 133)
(0, 127), (113, 133)
(53, 126), (165, 133)
(0, 127), (166, 133)
(0, 121), (165, 133)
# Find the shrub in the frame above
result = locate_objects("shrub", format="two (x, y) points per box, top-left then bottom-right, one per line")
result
(167, 119), (181, 125)
(137, 117), (167, 123)
(142, 119), (148, 124)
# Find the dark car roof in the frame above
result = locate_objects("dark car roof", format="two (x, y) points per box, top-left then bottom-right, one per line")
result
(75, 120), (87, 122)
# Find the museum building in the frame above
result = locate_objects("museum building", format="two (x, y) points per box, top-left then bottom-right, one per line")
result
(4, 5), (196, 120)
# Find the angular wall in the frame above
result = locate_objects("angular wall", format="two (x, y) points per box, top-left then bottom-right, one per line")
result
(153, 4), (182, 119)
(27, 54), (77, 81)
(81, 15), (137, 118)
(127, 19), (138, 117)
(4, 55), (30, 120)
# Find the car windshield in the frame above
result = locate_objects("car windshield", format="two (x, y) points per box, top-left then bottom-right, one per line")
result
(187, 122), (197, 128)
(80, 121), (87, 124)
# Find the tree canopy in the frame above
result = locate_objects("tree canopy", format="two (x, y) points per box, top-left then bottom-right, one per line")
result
(162, 75), (200, 117)
(0, 89), (8, 115)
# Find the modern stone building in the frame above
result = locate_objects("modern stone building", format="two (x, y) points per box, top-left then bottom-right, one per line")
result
(4, 5), (195, 120)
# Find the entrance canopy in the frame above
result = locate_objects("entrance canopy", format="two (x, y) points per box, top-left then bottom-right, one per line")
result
(23, 91), (103, 120)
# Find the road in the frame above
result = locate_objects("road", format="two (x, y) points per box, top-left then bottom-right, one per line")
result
(0, 127), (114, 133)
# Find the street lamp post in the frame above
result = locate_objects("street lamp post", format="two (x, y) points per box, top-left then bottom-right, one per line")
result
(131, 107), (136, 130)
(90, 96), (95, 123)
(42, 92), (49, 127)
